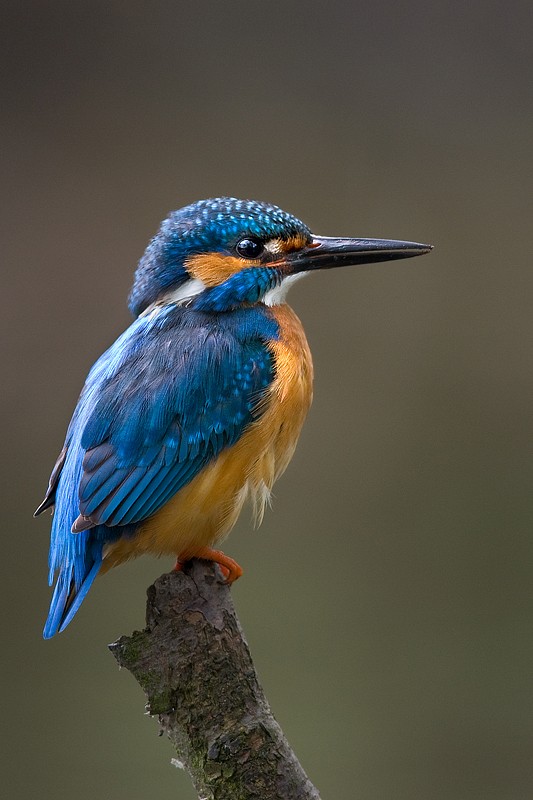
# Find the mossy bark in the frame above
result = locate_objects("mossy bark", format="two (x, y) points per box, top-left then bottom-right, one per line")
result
(109, 560), (321, 799)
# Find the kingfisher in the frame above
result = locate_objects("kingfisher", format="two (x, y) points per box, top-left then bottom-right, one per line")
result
(37, 197), (432, 638)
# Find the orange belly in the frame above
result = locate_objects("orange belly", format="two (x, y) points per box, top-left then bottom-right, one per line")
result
(101, 304), (313, 571)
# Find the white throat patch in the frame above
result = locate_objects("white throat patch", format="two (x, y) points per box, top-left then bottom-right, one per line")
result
(263, 273), (307, 306)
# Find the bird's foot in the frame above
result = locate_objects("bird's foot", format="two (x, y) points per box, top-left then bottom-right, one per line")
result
(190, 547), (243, 584)
(172, 559), (184, 572)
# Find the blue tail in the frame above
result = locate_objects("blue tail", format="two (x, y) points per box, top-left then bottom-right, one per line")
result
(43, 433), (108, 638)
(43, 542), (103, 639)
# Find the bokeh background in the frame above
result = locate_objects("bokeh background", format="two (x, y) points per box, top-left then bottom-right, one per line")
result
(2, 1), (533, 798)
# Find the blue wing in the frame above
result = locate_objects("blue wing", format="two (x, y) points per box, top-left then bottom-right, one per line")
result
(75, 314), (274, 529)
(41, 305), (278, 637)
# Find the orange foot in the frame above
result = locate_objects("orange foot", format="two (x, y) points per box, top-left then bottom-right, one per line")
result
(174, 548), (243, 584)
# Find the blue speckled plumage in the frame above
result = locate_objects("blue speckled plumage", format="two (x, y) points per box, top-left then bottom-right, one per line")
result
(129, 197), (310, 316)
(195, 267), (282, 311)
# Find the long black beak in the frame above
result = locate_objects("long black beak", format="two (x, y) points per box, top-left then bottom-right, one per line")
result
(288, 235), (433, 273)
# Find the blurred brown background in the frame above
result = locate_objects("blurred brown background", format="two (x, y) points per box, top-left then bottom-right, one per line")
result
(2, 1), (532, 798)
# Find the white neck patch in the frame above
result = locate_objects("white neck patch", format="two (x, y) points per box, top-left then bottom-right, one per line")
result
(163, 278), (206, 304)
(141, 278), (206, 317)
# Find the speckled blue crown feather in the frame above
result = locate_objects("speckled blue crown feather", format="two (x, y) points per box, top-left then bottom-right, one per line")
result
(128, 197), (311, 316)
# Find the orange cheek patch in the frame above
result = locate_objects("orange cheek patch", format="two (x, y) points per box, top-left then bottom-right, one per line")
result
(184, 252), (259, 287)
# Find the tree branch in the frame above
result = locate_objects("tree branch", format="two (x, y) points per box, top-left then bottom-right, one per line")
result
(109, 560), (321, 799)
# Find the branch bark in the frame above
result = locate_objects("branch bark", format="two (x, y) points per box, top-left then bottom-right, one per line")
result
(109, 560), (321, 799)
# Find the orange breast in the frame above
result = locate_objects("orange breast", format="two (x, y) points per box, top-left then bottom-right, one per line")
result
(101, 304), (313, 571)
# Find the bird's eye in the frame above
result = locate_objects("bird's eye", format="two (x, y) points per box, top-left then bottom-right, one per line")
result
(235, 238), (264, 259)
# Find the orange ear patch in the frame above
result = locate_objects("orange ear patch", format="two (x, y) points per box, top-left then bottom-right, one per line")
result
(184, 252), (259, 287)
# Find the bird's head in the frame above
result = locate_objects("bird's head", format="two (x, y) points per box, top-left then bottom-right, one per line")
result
(129, 197), (432, 316)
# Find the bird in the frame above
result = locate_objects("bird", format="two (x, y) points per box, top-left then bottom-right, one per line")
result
(36, 197), (432, 638)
